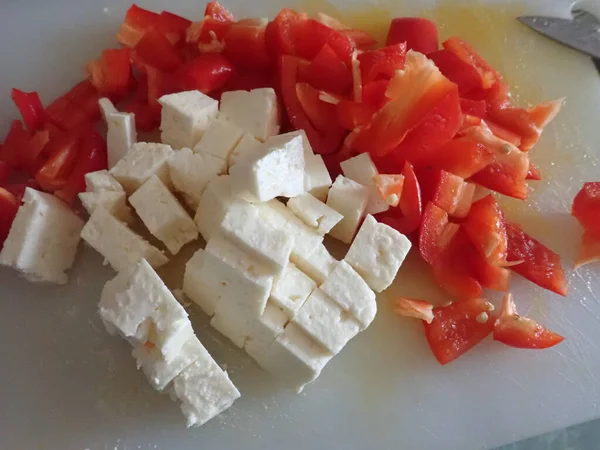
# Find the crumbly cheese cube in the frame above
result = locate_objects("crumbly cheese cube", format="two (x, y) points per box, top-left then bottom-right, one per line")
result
(98, 97), (118, 121)
(132, 331), (209, 391)
(84, 170), (123, 193)
(194, 175), (237, 241)
(256, 323), (332, 392)
(244, 302), (288, 361)
(106, 111), (137, 169)
(218, 88), (279, 141)
(320, 261), (376, 329)
(110, 142), (174, 194)
(81, 208), (168, 272)
(340, 153), (389, 215)
(326, 175), (369, 244)
(254, 200), (291, 230)
(293, 243), (337, 285)
(173, 360), (240, 428)
(282, 215), (323, 265)
(168, 148), (224, 209)
(229, 132), (305, 202)
(78, 191), (135, 224)
(99, 259), (189, 361)
(193, 118), (244, 165)
(287, 193), (343, 236)
(270, 263), (316, 316)
(266, 130), (313, 159)
(304, 154), (332, 202)
(129, 176), (198, 255)
(293, 289), (360, 354)
(183, 235), (274, 317)
(210, 299), (252, 348)
(344, 214), (412, 292)
(228, 132), (262, 168)
(159, 91), (219, 149)
(0, 188), (84, 284)
(220, 202), (293, 274)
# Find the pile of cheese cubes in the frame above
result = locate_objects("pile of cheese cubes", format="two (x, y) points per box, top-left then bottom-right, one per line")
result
(0, 87), (412, 427)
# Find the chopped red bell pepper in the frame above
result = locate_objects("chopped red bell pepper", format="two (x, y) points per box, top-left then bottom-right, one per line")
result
(505, 221), (567, 296)
(443, 37), (502, 90)
(574, 231), (600, 269)
(156, 11), (192, 45)
(572, 182), (600, 238)
(427, 138), (493, 179)
(493, 293), (564, 349)
(379, 162), (422, 236)
(459, 98), (487, 118)
(224, 23), (272, 69)
(0, 187), (20, 246)
(291, 18), (354, 65)
(55, 130), (108, 204)
(45, 97), (89, 131)
(62, 80), (102, 123)
(424, 296), (495, 365)
(205, 0), (235, 22)
(362, 80), (389, 109)
(419, 202), (452, 265)
(386, 18), (439, 54)
(265, 9), (300, 56)
(87, 48), (133, 97)
(0, 161), (11, 184)
(296, 83), (342, 134)
(11, 89), (46, 132)
(298, 44), (353, 95)
(121, 100), (160, 132)
(336, 99), (376, 131)
(116, 4), (160, 47)
(357, 43), (407, 83)
(145, 66), (176, 114)
(526, 163), (541, 181)
(132, 29), (182, 72)
(1, 120), (30, 167)
(35, 127), (85, 192)
(462, 194), (508, 264)
(418, 168), (466, 215)
(428, 50), (482, 95)
(173, 54), (234, 94)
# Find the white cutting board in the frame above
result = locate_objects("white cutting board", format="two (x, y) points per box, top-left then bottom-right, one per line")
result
(1, 0), (599, 449)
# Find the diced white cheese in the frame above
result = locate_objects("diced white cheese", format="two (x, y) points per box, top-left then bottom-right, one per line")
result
(81, 208), (168, 272)
(266, 130), (313, 159)
(270, 263), (316, 317)
(182, 249), (214, 315)
(287, 193), (343, 236)
(84, 170), (123, 193)
(129, 175), (198, 255)
(293, 243), (337, 285)
(168, 148), (224, 209)
(78, 191), (135, 224)
(98, 97), (118, 121)
(320, 260), (376, 329)
(228, 132), (262, 168)
(99, 259), (189, 361)
(220, 202), (293, 275)
(340, 153), (389, 215)
(229, 132), (305, 202)
(210, 298), (254, 348)
(159, 90), (219, 149)
(283, 215), (324, 267)
(244, 302), (288, 361)
(173, 359), (240, 428)
(344, 214), (412, 292)
(255, 323), (332, 392)
(0, 188), (84, 284)
(254, 199), (291, 230)
(109, 142), (174, 194)
(194, 175), (238, 241)
(326, 175), (369, 244)
(292, 289), (360, 354)
(106, 111), (137, 169)
(304, 154), (332, 202)
(193, 118), (244, 166)
(218, 88), (279, 141)
(132, 329), (207, 391)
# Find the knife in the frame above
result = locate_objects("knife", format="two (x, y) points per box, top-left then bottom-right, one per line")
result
(518, 10), (600, 60)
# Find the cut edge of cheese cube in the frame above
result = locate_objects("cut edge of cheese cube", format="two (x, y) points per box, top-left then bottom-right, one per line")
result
(287, 193), (343, 236)
(326, 175), (369, 244)
(340, 153), (389, 215)
(218, 88), (279, 142)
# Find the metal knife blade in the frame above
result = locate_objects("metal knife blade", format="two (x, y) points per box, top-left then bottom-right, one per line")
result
(518, 14), (600, 59)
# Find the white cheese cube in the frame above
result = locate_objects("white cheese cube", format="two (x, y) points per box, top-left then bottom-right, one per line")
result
(218, 88), (279, 141)
(244, 302), (288, 361)
(228, 132), (262, 168)
(194, 175), (237, 241)
(282, 215), (323, 265)
(304, 154), (332, 202)
(326, 175), (369, 244)
(293, 289), (360, 354)
(159, 90), (219, 149)
(84, 169), (123, 193)
(168, 148), (224, 209)
(211, 299), (251, 348)
(266, 130), (313, 159)
(106, 111), (137, 169)
(98, 97), (118, 121)
(81, 208), (168, 273)
(344, 214), (412, 292)
(78, 191), (134, 224)
(257, 323), (332, 392)
(173, 360), (240, 428)
(287, 193), (343, 236)
(220, 202), (294, 275)
(182, 249), (214, 315)
(129, 175), (198, 255)
(320, 260), (376, 329)
(0, 188), (84, 284)
(193, 118), (244, 165)
(270, 263), (316, 317)
(99, 259), (189, 361)
(254, 199), (291, 230)
(340, 153), (389, 215)
(293, 243), (337, 285)
(229, 132), (305, 202)
(132, 329), (209, 391)
(109, 142), (174, 194)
